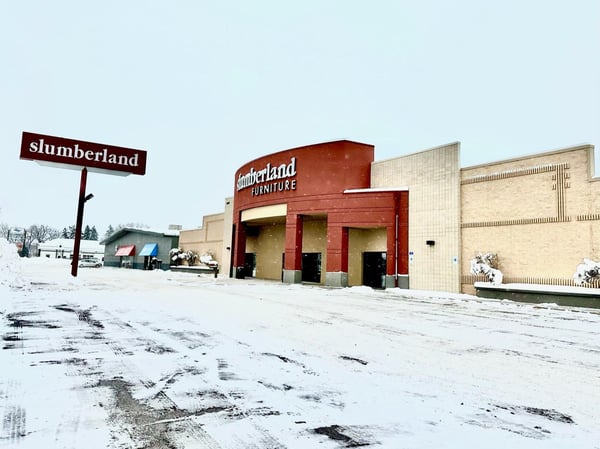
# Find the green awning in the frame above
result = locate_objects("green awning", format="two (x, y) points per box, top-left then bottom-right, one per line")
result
(139, 243), (158, 257)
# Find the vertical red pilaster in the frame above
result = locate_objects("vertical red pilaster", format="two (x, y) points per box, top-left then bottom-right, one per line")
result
(232, 221), (247, 277)
(386, 224), (396, 277)
(326, 225), (348, 273)
(398, 191), (409, 274)
(386, 191), (409, 279)
(284, 213), (303, 271)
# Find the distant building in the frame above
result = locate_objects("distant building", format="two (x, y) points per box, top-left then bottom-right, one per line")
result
(37, 238), (104, 260)
(100, 228), (179, 270)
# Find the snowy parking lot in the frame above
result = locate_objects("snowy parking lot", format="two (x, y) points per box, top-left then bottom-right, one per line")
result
(1, 247), (599, 448)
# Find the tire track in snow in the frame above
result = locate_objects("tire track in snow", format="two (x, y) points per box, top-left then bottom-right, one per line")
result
(1, 405), (26, 442)
(93, 309), (289, 448)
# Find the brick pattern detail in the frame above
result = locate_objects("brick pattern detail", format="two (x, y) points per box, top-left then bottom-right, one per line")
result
(576, 213), (600, 221)
(461, 163), (567, 185)
(462, 216), (570, 228)
(462, 162), (571, 228)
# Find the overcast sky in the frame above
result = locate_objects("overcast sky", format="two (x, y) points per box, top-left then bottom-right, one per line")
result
(1, 1), (599, 237)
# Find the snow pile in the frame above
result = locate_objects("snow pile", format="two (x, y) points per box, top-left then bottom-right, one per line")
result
(0, 237), (25, 289)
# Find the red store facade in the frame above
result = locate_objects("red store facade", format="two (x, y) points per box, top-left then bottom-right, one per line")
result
(231, 140), (409, 288)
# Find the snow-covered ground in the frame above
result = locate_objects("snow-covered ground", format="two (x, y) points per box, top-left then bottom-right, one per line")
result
(1, 239), (599, 449)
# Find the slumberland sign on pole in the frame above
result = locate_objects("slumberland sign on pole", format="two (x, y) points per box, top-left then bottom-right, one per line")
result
(20, 131), (147, 277)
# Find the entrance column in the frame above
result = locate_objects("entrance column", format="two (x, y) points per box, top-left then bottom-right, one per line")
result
(232, 222), (247, 278)
(385, 191), (409, 288)
(283, 213), (303, 284)
(325, 225), (349, 287)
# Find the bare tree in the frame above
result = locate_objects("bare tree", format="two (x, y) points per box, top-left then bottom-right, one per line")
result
(1, 223), (28, 245)
(0, 222), (10, 240)
(27, 224), (60, 245)
(2, 222), (100, 247)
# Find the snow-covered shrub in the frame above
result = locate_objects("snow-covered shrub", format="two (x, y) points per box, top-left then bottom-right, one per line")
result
(199, 251), (218, 268)
(470, 252), (503, 285)
(169, 248), (185, 265)
(169, 248), (180, 262)
(573, 258), (600, 286)
(185, 250), (198, 266)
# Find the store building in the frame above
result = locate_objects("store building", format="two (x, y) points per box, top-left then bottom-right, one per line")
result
(178, 139), (598, 294)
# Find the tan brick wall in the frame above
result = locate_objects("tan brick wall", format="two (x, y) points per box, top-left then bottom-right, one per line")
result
(371, 142), (461, 293)
(254, 223), (286, 280)
(461, 144), (599, 293)
(178, 211), (226, 266)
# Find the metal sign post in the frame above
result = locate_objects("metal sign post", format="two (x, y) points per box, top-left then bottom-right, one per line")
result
(71, 167), (88, 277)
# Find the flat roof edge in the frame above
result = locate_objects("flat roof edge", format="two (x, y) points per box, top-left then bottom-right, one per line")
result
(344, 187), (409, 194)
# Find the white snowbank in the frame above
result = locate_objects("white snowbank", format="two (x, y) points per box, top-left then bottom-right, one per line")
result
(0, 238), (26, 290)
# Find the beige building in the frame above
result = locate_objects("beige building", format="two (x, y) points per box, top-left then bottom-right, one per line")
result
(179, 141), (598, 294)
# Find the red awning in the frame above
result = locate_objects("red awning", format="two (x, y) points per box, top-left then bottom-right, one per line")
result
(115, 244), (135, 256)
